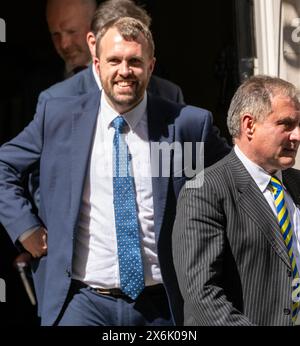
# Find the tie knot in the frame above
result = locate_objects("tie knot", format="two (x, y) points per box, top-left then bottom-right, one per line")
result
(112, 116), (127, 133)
(269, 176), (283, 193)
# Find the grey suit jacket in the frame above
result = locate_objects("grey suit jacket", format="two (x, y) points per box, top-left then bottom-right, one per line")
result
(172, 150), (300, 326)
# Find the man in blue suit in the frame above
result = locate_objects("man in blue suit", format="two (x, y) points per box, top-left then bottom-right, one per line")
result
(0, 17), (229, 326)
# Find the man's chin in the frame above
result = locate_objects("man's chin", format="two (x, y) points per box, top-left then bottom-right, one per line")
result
(279, 157), (296, 170)
(113, 93), (142, 106)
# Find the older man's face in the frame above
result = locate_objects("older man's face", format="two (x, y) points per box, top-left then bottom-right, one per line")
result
(47, 3), (92, 71)
(250, 94), (300, 174)
(95, 27), (155, 114)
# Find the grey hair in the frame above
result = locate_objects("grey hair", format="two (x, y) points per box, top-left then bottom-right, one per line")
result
(95, 16), (155, 58)
(227, 75), (300, 138)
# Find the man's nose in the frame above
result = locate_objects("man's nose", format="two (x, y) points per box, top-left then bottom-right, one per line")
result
(119, 61), (132, 77)
(290, 126), (300, 142)
(60, 33), (72, 51)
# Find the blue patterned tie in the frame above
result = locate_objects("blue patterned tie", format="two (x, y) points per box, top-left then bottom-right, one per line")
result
(112, 116), (145, 300)
(269, 176), (300, 323)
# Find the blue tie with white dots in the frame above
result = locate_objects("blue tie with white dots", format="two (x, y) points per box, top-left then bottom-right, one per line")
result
(112, 116), (145, 300)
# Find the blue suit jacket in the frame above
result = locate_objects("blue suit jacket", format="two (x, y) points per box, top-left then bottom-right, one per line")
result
(0, 87), (230, 325)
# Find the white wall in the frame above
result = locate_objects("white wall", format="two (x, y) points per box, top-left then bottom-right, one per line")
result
(253, 0), (281, 76)
(280, 0), (300, 168)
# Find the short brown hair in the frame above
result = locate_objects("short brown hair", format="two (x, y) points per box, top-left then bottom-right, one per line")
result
(95, 16), (155, 59)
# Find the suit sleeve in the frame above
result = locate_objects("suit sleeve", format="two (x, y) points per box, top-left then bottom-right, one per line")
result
(0, 99), (47, 243)
(172, 181), (253, 326)
(27, 89), (52, 209)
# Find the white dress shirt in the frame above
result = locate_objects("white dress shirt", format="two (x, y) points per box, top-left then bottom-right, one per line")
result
(72, 92), (162, 288)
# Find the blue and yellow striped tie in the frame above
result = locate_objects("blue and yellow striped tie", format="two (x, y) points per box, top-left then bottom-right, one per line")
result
(269, 176), (300, 323)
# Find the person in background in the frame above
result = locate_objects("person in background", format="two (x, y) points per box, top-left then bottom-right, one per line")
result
(46, 0), (97, 78)
(173, 75), (300, 326)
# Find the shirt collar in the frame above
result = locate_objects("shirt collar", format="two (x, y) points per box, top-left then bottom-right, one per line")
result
(92, 63), (102, 90)
(234, 145), (283, 193)
(100, 92), (147, 132)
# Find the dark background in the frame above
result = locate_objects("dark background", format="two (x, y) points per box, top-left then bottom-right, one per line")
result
(0, 0), (242, 324)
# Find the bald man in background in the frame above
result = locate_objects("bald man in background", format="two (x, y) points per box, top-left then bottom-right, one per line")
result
(46, 0), (97, 78)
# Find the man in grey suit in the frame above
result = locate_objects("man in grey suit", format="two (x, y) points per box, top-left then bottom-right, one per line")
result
(173, 75), (300, 326)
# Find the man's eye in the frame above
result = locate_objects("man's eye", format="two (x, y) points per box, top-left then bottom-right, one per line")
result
(280, 121), (295, 130)
(108, 59), (120, 65)
(130, 59), (142, 66)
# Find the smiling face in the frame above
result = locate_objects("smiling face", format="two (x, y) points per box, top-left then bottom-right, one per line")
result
(94, 27), (155, 114)
(245, 94), (300, 173)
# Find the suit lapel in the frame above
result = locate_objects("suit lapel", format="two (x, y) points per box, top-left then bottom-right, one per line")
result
(70, 89), (100, 229)
(147, 94), (174, 240)
(229, 151), (291, 268)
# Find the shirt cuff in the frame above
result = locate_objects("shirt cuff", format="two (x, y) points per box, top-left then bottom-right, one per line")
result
(18, 226), (41, 242)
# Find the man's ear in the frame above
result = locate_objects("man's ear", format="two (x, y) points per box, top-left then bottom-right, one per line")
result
(149, 57), (156, 74)
(93, 55), (100, 75)
(87, 31), (96, 58)
(241, 113), (256, 139)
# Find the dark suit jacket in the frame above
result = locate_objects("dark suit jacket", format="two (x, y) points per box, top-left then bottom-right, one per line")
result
(0, 87), (229, 325)
(172, 150), (300, 326)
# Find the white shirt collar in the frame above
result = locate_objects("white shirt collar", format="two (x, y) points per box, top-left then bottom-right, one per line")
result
(92, 63), (102, 90)
(100, 92), (147, 132)
(234, 144), (282, 193)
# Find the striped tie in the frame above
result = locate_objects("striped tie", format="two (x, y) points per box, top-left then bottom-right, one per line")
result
(269, 176), (300, 323)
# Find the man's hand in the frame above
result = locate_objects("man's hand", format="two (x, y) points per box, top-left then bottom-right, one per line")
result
(21, 227), (48, 258)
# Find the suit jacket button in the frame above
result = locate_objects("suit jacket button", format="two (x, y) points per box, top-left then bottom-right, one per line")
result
(66, 269), (71, 277)
(283, 308), (291, 315)
(287, 269), (292, 277)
